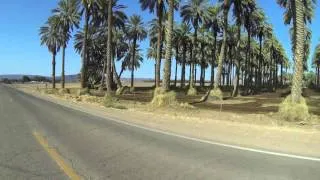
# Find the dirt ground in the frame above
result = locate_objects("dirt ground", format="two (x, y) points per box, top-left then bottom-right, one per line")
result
(10, 83), (320, 157)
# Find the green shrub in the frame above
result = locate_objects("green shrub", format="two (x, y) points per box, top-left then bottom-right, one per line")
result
(279, 95), (309, 121)
(187, 87), (197, 96)
(210, 88), (223, 100)
(151, 88), (178, 107)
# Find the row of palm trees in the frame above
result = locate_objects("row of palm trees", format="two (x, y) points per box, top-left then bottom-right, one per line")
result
(40, 0), (315, 104)
(313, 44), (320, 88)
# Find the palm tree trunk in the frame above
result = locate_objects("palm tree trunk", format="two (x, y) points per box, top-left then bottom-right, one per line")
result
(210, 34), (217, 87)
(52, 52), (56, 89)
(194, 65), (197, 85)
(189, 64), (192, 86)
(181, 43), (186, 88)
(162, 0), (174, 91)
(317, 65), (320, 88)
(61, 45), (66, 89)
(291, 0), (305, 102)
(174, 59), (178, 87)
(156, 2), (164, 88)
(215, 2), (229, 89)
(106, 0), (113, 95)
(258, 36), (263, 90)
(112, 58), (122, 88)
(81, 8), (89, 89)
(174, 46), (179, 87)
(232, 26), (241, 97)
(280, 61), (283, 87)
(100, 62), (106, 90)
(131, 38), (137, 88)
(154, 63), (157, 86)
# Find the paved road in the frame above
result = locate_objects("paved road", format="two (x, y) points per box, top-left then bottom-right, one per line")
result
(0, 84), (319, 180)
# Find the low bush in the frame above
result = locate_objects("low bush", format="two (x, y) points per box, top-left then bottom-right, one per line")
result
(151, 88), (178, 107)
(279, 95), (309, 121)
(187, 87), (197, 96)
(210, 88), (223, 100)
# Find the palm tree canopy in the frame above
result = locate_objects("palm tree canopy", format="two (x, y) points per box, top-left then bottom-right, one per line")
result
(52, 0), (81, 46)
(39, 16), (62, 54)
(180, 0), (209, 28)
(277, 0), (316, 25)
(126, 15), (147, 41)
(93, 0), (127, 29)
(312, 44), (320, 65)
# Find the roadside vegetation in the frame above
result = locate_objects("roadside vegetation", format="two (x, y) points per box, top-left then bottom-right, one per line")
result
(35, 0), (320, 125)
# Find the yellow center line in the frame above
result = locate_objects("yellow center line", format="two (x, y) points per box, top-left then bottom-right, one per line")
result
(33, 132), (81, 180)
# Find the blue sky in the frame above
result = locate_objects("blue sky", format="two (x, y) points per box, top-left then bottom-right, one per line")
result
(0, 0), (319, 78)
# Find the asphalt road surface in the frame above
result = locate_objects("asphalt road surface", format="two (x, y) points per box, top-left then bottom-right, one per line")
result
(0, 84), (319, 180)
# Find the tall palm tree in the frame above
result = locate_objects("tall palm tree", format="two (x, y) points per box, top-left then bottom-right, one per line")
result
(206, 5), (220, 87)
(79, 0), (95, 88)
(181, 0), (209, 91)
(147, 46), (158, 86)
(95, 0), (127, 91)
(126, 15), (147, 88)
(175, 23), (191, 88)
(39, 17), (61, 89)
(52, 0), (80, 89)
(312, 44), (320, 88)
(122, 45), (144, 86)
(256, 17), (272, 89)
(277, 0), (315, 102)
(162, 0), (175, 91)
(105, 0), (113, 95)
(230, 0), (255, 97)
(139, 0), (166, 87)
(215, 0), (230, 90)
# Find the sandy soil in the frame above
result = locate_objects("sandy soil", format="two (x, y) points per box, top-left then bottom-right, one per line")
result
(11, 83), (320, 158)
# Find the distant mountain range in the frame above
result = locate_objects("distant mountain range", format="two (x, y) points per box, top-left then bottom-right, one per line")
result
(0, 74), (79, 82)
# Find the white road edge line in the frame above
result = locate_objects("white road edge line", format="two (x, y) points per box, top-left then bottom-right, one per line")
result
(11, 86), (320, 162)
(58, 100), (320, 163)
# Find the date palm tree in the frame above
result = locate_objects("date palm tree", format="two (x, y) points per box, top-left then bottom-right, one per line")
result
(277, 0), (315, 103)
(214, 0), (230, 92)
(313, 44), (320, 88)
(94, 0), (127, 92)
(206, 5), (221, 87)
(181, 0), (209, 92)
(39, 17), (61, 89)
(175, 23), (191, 88)
(126, 15), (147, 88)
(139, 0), (166, 87)
(52, 0), (80, 89)
(79, 0), (95, 88)
(162, 0), (176, 91)
(122, 45), (144, 87)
